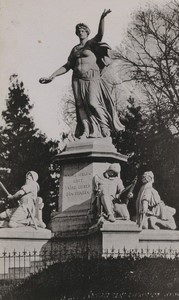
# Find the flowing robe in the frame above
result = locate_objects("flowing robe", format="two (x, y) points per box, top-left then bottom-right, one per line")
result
(68, 39), (124, 138)
(135, 182), (173, 227)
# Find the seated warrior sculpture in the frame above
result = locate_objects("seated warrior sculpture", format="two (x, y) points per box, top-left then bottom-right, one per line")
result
(91, 163), (133, 223)
(136, 171), (176, 230)
(0, 171), (46, 229)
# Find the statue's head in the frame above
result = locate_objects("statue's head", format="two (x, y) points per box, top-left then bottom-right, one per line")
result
(75, 23), (90, 36)
(142, 171), (154, 184)
(105, 163), (121, 177)
(26, 171), (39, 182)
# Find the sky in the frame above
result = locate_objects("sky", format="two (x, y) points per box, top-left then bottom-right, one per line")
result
(0, 0), (170, 140)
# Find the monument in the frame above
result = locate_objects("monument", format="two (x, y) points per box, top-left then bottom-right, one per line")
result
(39, 9), (179, 259)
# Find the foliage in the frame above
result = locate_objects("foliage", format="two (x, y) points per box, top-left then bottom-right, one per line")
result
(0, 75), (60, 223)
(116, 0), (179, 132)
(2, 256), (179, 300)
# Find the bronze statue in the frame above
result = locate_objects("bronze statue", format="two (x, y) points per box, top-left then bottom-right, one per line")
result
(39, 10), (124, 139)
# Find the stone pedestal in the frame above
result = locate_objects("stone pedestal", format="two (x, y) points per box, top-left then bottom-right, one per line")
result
(0, 227), (52, 253)
(88, 223), (179, 258)
(101, 219), (141, 252)
(48, 219), (179, 260)
(50, 138), (127, 235)
(139, 229), (179, 252)
(87, 224), (179, 257)
(85, 219), (141, 258)
(0, 227), (52, 276)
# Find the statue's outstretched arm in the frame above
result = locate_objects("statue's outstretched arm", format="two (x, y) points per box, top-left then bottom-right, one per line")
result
(94, 9), (111, 42)
(39, 62), (71, 84)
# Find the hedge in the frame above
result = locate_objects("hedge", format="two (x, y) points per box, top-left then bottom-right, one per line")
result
(2, 256), (179, 300)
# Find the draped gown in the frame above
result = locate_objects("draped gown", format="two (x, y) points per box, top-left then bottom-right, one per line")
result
(68, 38), (125, 138)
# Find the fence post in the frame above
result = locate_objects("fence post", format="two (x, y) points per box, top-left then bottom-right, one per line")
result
(2, 250), (7, 280)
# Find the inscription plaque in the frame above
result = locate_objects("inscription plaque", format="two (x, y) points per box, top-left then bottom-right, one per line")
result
(62, 163), (92, 211)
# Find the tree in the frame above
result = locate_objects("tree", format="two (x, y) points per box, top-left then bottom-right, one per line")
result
(0, 75), (59, 223)
(116, 0), (179, 132)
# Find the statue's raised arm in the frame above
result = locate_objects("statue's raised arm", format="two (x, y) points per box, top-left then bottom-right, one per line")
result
(94, 9), (112, 42)
(39, 9), (125, 139)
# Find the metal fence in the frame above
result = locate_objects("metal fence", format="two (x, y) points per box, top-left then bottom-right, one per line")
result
(103, 247), (179, 259)
(0, 247), (179, 281)
(0, 249), (59, 281)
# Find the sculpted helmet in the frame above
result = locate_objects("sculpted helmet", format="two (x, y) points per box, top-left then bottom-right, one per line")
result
(107, 163), (121, 175)
(26, 171), (39, 182)
(142, 171), (154, 183)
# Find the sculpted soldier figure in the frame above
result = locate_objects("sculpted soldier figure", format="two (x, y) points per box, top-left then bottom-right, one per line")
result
(0, 171), (46, 229)
(91, 163), (133, 222)
(136, 171), (176, 230)
(39, 9), (124, 139)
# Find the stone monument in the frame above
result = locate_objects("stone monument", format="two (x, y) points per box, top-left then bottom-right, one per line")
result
(39, 9), (179, 259)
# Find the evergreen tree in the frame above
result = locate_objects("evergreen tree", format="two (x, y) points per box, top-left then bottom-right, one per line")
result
(115, 97), (149, 181)
(0, 74), (59, 224)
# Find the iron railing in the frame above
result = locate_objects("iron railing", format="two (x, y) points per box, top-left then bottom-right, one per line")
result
(0, 247), (179, 281)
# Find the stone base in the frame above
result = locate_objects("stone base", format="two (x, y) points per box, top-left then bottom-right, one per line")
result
(0, 227), (52, 277)
(0, 227), (52, 253)
(139, 229), (179, 251)
(100, 219), (141, 252)
(90, 222), (179, 256)
(86, 219), (141, 257)
(47, 220), (179, 260)
(49, 210), (90, 236)
(57, 137), (128, 163)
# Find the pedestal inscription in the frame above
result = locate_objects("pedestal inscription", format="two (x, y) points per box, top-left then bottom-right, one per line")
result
(60, 163), (93, 212)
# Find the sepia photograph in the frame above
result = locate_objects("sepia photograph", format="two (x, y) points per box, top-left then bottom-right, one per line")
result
(0, 0), (179, 299)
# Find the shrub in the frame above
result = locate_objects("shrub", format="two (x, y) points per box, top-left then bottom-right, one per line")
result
(2, 256), (179, 300)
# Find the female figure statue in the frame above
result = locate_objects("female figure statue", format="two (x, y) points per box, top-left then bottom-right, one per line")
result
(40, 9), (124, 139)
